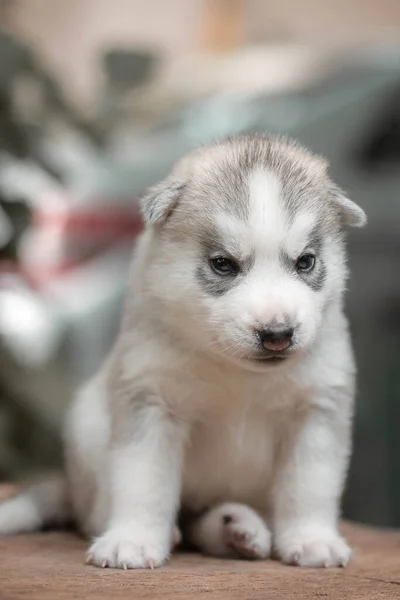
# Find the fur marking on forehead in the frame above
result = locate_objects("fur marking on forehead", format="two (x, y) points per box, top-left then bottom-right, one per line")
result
(247, 169), (285, 248)
(213, 168), (320, 258)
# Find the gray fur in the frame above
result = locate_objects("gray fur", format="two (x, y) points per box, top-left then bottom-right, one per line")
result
(141, 181), (185, 225)
(328, 183), (367, 228)
(278, 250), (326, 292)
(196, 263), (239, 297)
(279, 223), (326, 292)
(302, 259), (327, 292)
(195, 223), (256, 297)
(155, 134), (366, 236)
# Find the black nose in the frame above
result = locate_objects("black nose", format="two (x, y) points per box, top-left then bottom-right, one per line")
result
(257, 325), (294, 352)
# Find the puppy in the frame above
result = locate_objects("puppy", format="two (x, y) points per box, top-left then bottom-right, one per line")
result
(0, 134), (366, 569)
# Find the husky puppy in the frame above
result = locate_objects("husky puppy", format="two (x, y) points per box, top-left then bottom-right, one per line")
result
(0, 134), (366, 570)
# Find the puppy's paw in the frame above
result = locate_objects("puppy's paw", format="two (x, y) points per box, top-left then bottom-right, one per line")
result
(275, 525), (351, 568)
(190, 502), (271, 560)
(86, 523), (170, 569)
(222, 505), (272, 559)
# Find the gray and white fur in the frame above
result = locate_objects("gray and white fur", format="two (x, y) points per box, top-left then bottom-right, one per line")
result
(0, 134), (366, 569)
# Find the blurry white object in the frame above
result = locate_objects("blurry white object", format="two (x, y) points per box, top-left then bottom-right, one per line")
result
(0, 154), (66, 211)
(0, 241), (131, 377)
(0, 287), (63, 367)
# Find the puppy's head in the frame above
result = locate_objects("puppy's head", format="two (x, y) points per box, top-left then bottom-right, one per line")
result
(140, 135), (366, 370)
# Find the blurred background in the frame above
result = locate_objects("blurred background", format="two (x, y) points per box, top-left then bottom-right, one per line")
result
(0, 0), (399, 528)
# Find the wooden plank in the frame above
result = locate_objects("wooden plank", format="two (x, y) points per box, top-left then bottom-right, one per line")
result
(0, 518), (399, 598)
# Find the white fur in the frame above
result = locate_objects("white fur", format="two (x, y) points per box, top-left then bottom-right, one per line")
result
(0, 474), (68, 535)
(0, 142), (360, 571)
(187, 503), (272, 559)
(285, 210), (317, 257)
(0, 495), (42, 535)
(248, 169), (285, 250)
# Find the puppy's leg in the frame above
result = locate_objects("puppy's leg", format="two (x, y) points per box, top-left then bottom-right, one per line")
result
(87, 390), (185, 569)
(187, 503), (271, 559)
(272, 404), (352, 568)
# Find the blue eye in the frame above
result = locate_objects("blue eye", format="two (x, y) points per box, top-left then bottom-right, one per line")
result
(210, 256), (238, 275)
(296, 253), (316, 273)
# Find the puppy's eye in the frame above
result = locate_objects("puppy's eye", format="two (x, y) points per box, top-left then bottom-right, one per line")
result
(296, 253), (316, 273)
(210, 256), (238, 275)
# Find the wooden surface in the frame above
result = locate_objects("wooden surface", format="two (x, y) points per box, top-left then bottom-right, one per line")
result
(0, 487), (400, 599)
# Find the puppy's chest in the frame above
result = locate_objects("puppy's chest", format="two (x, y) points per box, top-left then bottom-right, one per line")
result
(181, 400), (290, 514)
(162, 361), (307, 513)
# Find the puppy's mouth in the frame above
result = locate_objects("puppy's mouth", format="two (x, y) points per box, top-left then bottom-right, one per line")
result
(226, 353), (293, 372)
(253, 355), (287, 364)
(245, 347), (299, 366)
(215, 348), (297, 372)
(250, 354), (289, 366)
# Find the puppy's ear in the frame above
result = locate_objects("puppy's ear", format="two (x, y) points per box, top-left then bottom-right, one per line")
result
(140, 180), (185, 226)
(329, 184), (367, 228)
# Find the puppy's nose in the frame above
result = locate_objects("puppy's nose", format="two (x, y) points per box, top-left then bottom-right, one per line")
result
(258, 325), (294, 352)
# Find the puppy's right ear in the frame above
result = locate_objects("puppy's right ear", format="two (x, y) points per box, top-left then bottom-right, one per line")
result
(140, 180), (185, 226)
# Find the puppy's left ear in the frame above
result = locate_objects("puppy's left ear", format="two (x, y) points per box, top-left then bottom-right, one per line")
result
(140, 180), (185, 226)
(329, 184), (367, 228)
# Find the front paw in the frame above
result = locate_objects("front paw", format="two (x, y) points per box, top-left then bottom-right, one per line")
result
(86, 523), (170, 569)
(275, 525), (351, 568)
